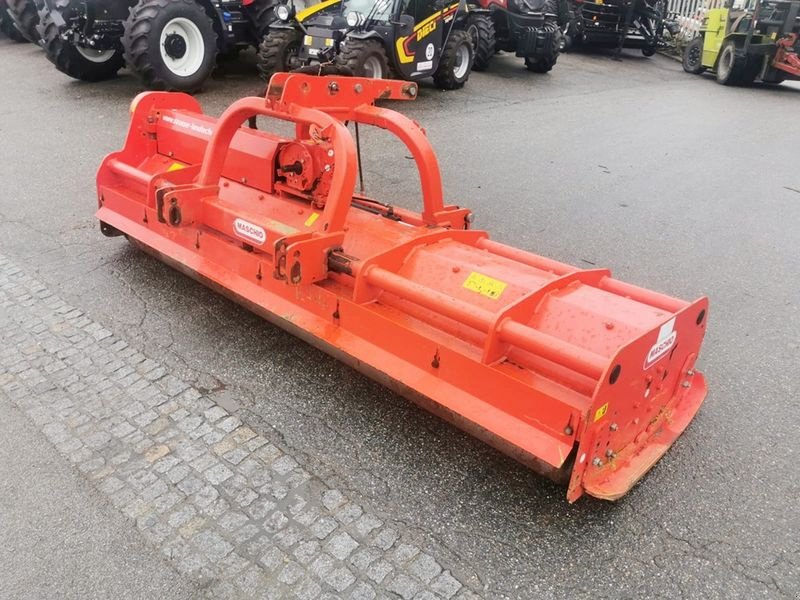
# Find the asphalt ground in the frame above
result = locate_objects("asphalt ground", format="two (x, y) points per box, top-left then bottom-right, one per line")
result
(1, 39), (799, 599)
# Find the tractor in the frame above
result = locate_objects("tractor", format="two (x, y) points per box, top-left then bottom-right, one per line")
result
(682, 0), (800, 85)
(4, 0), (39, 42)
(563, 0), (668, 57)
(465, 0), (566, 72)
(258, 0), (475, 89)
(36, 0), (277, 90)
(1, 0), (28, 40)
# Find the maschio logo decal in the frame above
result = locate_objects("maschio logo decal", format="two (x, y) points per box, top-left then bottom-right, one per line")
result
(644, 317), (677, 369)
(233, 218), (266, 245)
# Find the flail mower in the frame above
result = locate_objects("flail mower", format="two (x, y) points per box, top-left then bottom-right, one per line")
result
(96, 74), (709, 502)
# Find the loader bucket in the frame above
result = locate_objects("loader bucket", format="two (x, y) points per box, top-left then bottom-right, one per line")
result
(96, 74), (709, 502)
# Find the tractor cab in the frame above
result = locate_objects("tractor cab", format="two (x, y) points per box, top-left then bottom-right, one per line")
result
(259, 0), (475, 89)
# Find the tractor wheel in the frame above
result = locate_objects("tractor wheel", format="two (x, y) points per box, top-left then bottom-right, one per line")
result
(257, 28), (301, 80)
(6, 0), (38, 43)
(682, 35), (705, 74)
(641, 46), (656, 57)
(715, 40), (747, 85)
(524, 20), (559, 73)
(246, 0), (277, 42)
(1, 0), (27, 41)
(337, 38), (390, 79)
(38, 3), (125, 81)
(433, 29), (473, 90)
(466, 14), (495, 71)
(123, 0), (218, 92)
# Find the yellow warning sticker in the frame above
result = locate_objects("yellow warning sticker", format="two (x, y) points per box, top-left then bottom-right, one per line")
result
(304, 212), (320, 227)
(167, 162), (185, 172)
(462, 272), (507, 300)
(594, 402), (609, 422)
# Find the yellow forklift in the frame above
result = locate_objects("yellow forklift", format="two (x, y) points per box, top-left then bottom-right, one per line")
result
(682, 0), (800, 85)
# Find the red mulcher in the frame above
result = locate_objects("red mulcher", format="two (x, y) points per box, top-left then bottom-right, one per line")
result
(96, 74), (709, 502)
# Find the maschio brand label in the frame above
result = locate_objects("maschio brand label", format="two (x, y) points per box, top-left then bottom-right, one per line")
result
(233, 218), (266, 245)
(644, 317), (677, 369)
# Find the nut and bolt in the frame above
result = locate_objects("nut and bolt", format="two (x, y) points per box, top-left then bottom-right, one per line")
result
(609, 423), (618, 431)
(592, 457), (603, 467)
(564, 426), (573, 436)
(687, 369), (695, 376)
(606, 449), (616, 458)
(682, 381), (691, 388)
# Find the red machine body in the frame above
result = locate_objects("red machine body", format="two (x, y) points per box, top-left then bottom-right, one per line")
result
(96, 74), (709, 502)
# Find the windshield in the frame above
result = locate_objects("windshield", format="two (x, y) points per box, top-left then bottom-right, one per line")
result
(341, 0), (396, 23)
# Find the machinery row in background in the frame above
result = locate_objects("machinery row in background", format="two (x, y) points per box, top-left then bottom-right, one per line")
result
(0, 0), (675, 91)
(1, 0), (797, 89)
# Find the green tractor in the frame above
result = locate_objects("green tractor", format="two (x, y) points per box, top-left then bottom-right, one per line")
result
(682, 0), (800, 85)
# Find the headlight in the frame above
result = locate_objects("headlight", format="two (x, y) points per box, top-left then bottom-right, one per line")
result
(275, 4), (290, 20)
(346, 11), (362, 27)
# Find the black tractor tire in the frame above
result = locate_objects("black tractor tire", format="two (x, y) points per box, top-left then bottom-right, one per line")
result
(715, 40), (748, 85)
(433, 29), (473, 90)
(6, 0), (38, 43)
(257, 28), (301, 81)
(38, 3), (125, 81)
(682, 35), (705, 74)
(123, 0), (218, 92)
(524, 19), (559, 73)
(1, 0), (28, 41)
(337, 38), (390, 79)
(246, 0), (277, 42)
(466, 14), (495, 71)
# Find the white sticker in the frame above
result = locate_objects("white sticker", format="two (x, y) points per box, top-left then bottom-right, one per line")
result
(643, 317), (677, 369)
(416, 60), (433, 71)
(234, 218), (266, 245)
(161, 114), (212, 136)
(425, 43), (435, 60)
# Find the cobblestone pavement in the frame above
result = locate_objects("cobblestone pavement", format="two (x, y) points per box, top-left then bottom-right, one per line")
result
(0, 253), (476, 600)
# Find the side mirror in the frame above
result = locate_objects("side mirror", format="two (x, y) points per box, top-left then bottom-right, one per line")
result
(398, 13), (414, 35)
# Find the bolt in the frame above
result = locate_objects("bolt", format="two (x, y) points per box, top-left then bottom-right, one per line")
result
(606, 448), (616, 458)
(687, 369), (695, 376)
(592, 457), (603, 467)
(241, 177), (247, 184)
(609, 423), (618, 431)
(328, 81), (339, 93)
(324, 165), (331, 172)
(682, 381), (690, 388)
(327, 149), (334, 157)
(564, 426), (573, 436)
(354, 83), (363, 93)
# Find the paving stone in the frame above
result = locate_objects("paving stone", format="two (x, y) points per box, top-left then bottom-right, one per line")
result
(204, 463), (234, 485)
(325, 531), (359, 561)
(408, 553), (442, 584)
(193, 529), (234, 562)
(351, 582), (377, 600)
(324, 565), (356, 593)
(430, 571), (462, 599)
(0, 256), (473, 600)
(386, 573), (422, 600)
(366, 559), (394, 585)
